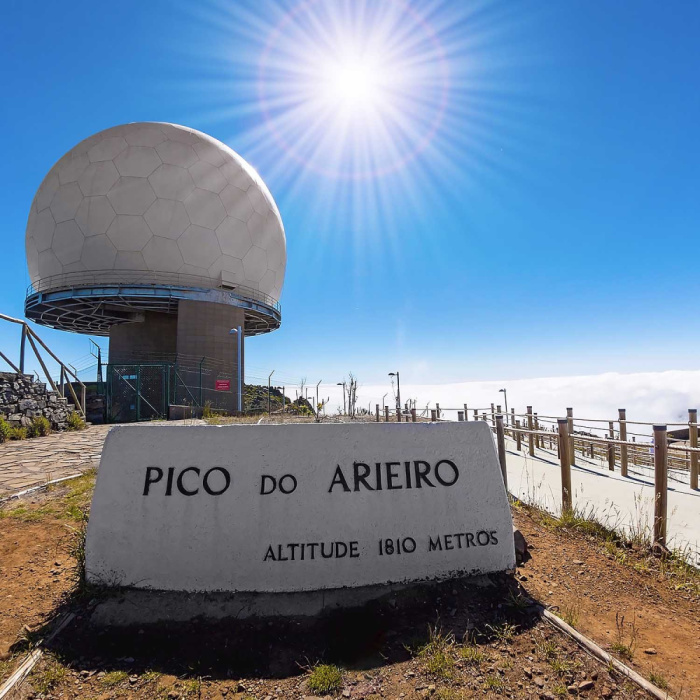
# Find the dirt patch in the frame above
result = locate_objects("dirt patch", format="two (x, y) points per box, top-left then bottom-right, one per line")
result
(1, 479), (696, 698)
(514, 505), (699, 697)
(0, 476), (91, 662)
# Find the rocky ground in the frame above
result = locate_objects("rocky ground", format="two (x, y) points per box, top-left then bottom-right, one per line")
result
(1, 473), (697, 698)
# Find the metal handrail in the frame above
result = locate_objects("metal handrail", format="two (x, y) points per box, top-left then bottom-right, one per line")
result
(26, 270), (281, 313)
(0, 313), (87, 417)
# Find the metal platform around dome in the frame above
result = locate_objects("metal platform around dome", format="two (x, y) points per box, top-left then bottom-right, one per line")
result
(24, 271), (281, 337)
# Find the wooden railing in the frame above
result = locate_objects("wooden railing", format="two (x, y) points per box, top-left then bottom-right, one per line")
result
(373, 399), (698, 551)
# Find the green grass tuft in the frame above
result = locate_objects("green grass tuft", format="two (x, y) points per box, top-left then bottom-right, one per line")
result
(307, 664), (343, 695)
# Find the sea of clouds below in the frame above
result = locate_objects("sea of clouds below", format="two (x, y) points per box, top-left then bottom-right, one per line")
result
(336, 370), (700, 438)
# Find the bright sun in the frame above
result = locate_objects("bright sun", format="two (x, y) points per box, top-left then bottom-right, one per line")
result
(257, 0), (448, 179)
(320, 56), (383, 113)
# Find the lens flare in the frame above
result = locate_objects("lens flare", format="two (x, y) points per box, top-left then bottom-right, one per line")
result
(257, 0), (449, 180)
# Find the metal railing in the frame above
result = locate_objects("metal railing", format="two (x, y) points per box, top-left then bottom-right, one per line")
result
(0, 313), (87, 416)
(26, 270), (281, 313)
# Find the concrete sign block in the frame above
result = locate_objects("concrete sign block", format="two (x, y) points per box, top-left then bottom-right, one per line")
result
(85, 422), (514, 592)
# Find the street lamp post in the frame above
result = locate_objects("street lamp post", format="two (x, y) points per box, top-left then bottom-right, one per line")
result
(228, 327), (242, 413)
(268, 370), (275, 414)
(337, 382), (346, 415)
(499, 388), (508, 425)
(382, 393), (388, 410)
(389, 371), (401, 413)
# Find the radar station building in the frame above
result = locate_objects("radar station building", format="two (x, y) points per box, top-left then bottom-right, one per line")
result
(24, 122), (286, 421)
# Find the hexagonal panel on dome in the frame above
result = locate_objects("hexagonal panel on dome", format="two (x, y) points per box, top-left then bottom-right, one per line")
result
(32, 209), (56, 252)
(78, 161), (120, 197)
(81, 234), (118, 269)
(35, 172), (60, 211)
(38, 249), (63, 278)
(124, 124), (167, 147)
(53, 221), (84, 265)
(75, 196), (116, 236)
(142, 236), (185, 273)
(189, 161), (227, 193)
(57, 154), (89, 185)
(178, 224), (222, 269)
(106, 215), (152, 251)
(148, 163), (195, 201)
(114, 146), (162, 178)
(184, 188), (226, 229)
(242, 246), (268, 282)
(50, 182), (83, 223)
(156, 140), (198, 168)
(215, 216), (252, 259)
(88, 136), (128, 163)
(144, 199), (190, 239)
(114, 251), (148, 271)
(219, 183), (253, 221)
(108, 177), (157, 215)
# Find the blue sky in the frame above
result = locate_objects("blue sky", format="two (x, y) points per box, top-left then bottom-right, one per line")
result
(1, 0), (699, 392)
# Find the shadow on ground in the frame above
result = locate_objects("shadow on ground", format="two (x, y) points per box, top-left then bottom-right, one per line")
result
(22, 575), (542, 681)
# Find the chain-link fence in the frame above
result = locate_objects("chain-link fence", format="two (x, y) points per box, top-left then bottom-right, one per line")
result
(106, 360), (238, 422)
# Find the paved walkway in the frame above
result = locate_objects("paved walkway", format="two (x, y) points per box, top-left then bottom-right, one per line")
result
(0, 420), (206, 497)
(504, 436), (700, 565)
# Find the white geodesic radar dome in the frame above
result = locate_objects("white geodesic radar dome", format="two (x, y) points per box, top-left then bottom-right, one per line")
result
(25, 122), (286, 302)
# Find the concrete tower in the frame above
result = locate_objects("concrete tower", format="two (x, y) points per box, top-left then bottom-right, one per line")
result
(24, 122), (286, 418)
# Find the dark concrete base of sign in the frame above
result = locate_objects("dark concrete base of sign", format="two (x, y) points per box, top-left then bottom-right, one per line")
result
(90, 577), (496, 627)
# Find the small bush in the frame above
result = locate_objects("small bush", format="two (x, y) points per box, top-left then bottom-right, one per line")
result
(418, 627), (456, 680)
(0, 417), (10, 443)
(648, 669), (670, 691)
(9, 427), (27, 440)
(100, 670), (128, 688)
(202, 401), (214, 419)
(307, 664), (343, 695)
(66, 411), (86, 431)
(460, 643), (486, 665)
(28, 415), (51, 437)
(33, 659), (67, 695)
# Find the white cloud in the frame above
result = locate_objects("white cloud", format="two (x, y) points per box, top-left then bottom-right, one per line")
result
(329, 370), (699, 436)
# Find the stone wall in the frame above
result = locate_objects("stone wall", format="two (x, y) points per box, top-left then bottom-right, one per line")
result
(0, 372), (71, 430)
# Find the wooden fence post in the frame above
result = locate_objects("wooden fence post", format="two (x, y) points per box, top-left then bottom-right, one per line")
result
(558, 418), (573, 514)
(653, 425), (668, 548)
(384, 406), (389, 422)
(464, 403), (468, 420)
(496, 415), (508, 490)
(690, 409), (698, 491)
(431, 409), (437, 422)
(618, 409), (628, 476)
(411, 408), (417, 422)
(515, 420), (522, 451)
(482, 413), (487, 422)
(534, 412), (540, 448)
(457, 410), (464, 422)
(510, 408), (515, 436)
(566, 408), (575, 465)
(436, 403), (441, 419)
(490, 403), (495, 428)
(608, 421), (615, 471)
(375, 404), (380, 422)
(473, 409), (478, 422)
(527, 406), (535, 456)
